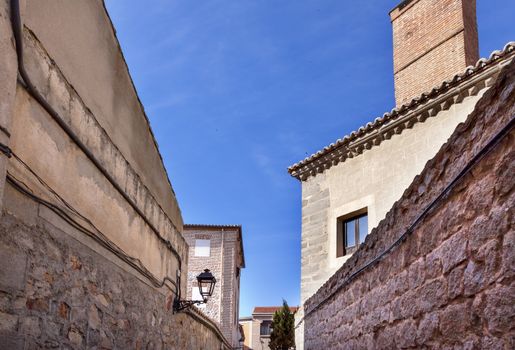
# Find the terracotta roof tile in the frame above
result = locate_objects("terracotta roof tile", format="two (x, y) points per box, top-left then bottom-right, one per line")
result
(253, 306), (299, 314)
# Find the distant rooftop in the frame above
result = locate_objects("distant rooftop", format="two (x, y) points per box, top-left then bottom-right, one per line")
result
(253, 306), (299, 314)
(184, 224), (242, 230)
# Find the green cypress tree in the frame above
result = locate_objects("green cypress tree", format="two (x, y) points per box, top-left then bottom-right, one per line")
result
(269, 300), (296, 350)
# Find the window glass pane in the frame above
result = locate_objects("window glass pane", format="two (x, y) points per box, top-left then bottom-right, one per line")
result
(260, 321), (272, 335)
(192, 287), (206, 308)
(345, 220), (355, 247)
(359, 215), (368, 243)
(195, 239), (210, 257)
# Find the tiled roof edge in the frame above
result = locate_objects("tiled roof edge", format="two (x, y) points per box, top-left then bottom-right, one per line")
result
(184, 224), (242, 229)
(287, 41), (515, 181)
(253, 306), (299, 314)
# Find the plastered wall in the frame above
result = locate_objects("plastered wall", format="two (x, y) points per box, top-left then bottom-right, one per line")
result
(0, 0), (230, 347)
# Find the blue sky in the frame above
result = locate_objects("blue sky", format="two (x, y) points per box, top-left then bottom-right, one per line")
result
(104, 0), (514, 317)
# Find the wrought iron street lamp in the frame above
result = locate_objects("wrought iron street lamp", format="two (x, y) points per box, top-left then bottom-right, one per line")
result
(197, 269), (217, 299)
(174, 269), (216, 312)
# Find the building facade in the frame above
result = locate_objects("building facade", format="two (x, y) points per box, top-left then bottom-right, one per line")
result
(288, 0), (514, 348)
(239, 306), (298, 350)
(302, 61), (515, 348)
(183, 224), (245, 348)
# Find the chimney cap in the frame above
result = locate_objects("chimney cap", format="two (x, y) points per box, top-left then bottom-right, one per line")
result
(389, 0), (417, 15)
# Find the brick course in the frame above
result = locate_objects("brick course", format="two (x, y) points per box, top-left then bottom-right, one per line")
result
(184, 226), (244, 348)
(391, 0), (479, 106)
(303, 60), (515, 348)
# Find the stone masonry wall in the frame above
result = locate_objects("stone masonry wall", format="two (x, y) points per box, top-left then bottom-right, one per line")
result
(0, 1), (230, 348)
(300, 184), (331, 303)
(303, 60), (515, 349)
(3, 0), (187, 293)
(0, 191), (229, 349)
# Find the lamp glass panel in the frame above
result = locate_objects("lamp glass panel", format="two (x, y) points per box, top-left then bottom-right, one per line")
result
(199, 282), (210, 296)
(208, 280), (215, 295)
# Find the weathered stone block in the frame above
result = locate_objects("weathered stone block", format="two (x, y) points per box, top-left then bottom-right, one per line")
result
(501, 228), (515, 279)
(408, 257), (425, 289)
(438, 301), (472, 342)
(68, 326), (83, 346)
(0, 311), (18, 332)
(438, 232), (468, 274)
(468, 211), (505, 254)
(19, 316), (41, 337)
(0, 334), (24, 350)
(0, 248), (27, 293)
(416, 311), (439, 345)
(396, 319), (417, 348)
(0, 293), (10, 312)
(447, 265), (464, 300)
(418, 278), (447, 314)
(484, 284), (515, 336)
(88, 304), (101, 330)
(43, 320), (61, 341)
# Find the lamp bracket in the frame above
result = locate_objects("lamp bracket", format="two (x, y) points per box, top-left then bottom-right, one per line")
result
(173, 298), (208, 312)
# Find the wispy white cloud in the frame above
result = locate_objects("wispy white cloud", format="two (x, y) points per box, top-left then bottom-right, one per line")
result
(252, 146), (286, 187)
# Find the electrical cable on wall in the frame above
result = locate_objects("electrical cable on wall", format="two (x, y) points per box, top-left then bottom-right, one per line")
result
(3, 147), (179, 298)
(0, 148), (231, 348)
(6, 1), (235, 347)
(9, 0), (182, 271)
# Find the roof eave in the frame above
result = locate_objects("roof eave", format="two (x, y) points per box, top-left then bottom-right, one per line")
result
(287, 42), (515, 182)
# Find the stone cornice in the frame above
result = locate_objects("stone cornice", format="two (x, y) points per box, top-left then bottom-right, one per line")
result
(288, 42), (515, 181)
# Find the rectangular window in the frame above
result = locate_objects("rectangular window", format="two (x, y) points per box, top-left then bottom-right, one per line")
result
(260, 321), (272, 336)
(194, 239), (210, 257)
(337, 209), (368, 257)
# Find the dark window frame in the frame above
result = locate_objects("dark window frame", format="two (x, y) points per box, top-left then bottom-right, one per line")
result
(337, 208), (368, 257)
(260, 320), (272, 336)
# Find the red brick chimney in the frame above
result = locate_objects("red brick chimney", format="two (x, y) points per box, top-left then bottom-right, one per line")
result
(390, 0), (479, 107)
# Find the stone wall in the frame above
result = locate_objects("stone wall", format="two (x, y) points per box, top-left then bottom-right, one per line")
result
(0, 0), (231, 348)
(302, 60), (515, 349)
(0, 0), (187, 294)
(0, 205), (229, 349)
